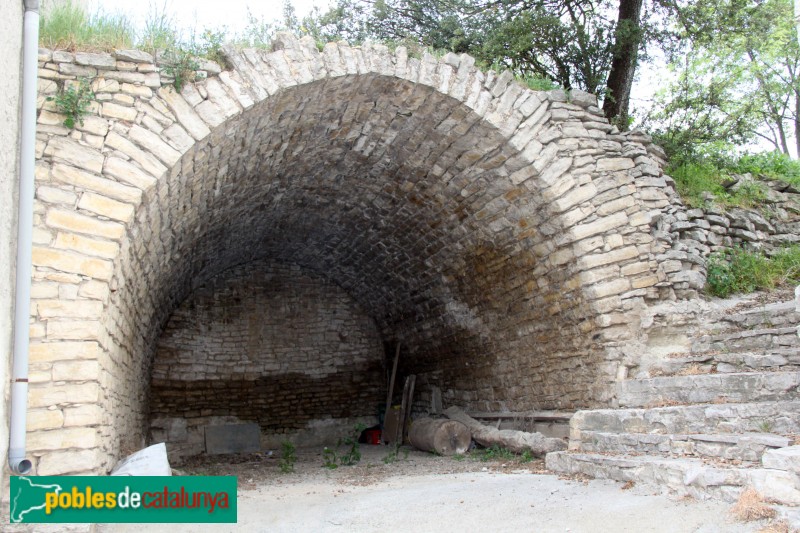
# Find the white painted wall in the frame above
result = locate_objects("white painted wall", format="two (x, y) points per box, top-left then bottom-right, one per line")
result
(0, 0), (24, 502)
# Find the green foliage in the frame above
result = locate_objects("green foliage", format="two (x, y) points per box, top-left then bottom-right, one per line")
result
(730, 152), (800, 187)
(139, 1), (181, 53)
(196, 29), (230, 68)
(705, 246), (800, 297)
(666, 148), (797, 209)
(160, 48), (199, 92)
(382, 444), (400, 464)
(474, 445), (516, 462)
(452, 453), (466, 461)
(279, 441), (297, 474)
(338, 423), (366, 466)
(382, 444), (409, 464)
(49, 78), (95, 129)
(322, 446), (338, 469)
(520, 450), (535, 463)
(646, 0), (800, 158)
(520, 74), (559, 92)
(39, 0), (134, 51)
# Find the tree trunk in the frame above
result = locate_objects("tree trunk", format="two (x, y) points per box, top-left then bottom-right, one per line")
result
(443, 407), (566, 456)
(408, 418), (471, 456)
(602, 0), (644, 127)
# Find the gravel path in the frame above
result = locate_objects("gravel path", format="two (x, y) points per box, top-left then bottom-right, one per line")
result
(98, 446), (774, 532)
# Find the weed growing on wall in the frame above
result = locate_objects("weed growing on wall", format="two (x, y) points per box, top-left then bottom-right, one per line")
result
(159, 48), (199, 92)
(49, 78), (95, 129)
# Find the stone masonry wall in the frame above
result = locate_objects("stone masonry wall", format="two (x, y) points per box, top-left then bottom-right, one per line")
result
(149, 259), (384, 461)
(29, 33), (698, 474)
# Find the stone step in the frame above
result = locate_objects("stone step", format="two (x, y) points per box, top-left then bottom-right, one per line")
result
(720, 300), (800, 331)
(545, 451), (800, 505)
(691, 326), (798, 353)
(652, 348), (800, 376)
(617, 371), (800, 408)
(571, 400), (800, 436)
(572, 430), (790, 462)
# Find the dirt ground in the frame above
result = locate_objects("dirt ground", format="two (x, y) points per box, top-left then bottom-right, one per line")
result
(98, 445), (782, 533)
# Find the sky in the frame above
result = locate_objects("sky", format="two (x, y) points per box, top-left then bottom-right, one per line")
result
(88, 0), (335, 36)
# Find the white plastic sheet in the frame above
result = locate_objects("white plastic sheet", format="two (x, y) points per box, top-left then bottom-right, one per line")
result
(110, 442), (172, 476)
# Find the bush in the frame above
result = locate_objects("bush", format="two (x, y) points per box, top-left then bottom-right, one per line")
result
(729, 151), (800, 187)
(705, 246), (800, 297)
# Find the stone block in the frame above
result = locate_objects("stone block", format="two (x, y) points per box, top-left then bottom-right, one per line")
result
(76, 116), (110, 137)
(586, 278), (631, 300)
(115, 49), (154, 63)
(121, 83), (153, 98)
(59, 63), (97, 77)
(51, 163), (143, 204)
(105, 131), (168, 178)
(32, 247), (112, 280)
(37, 186), (76, 206)
(27, 409), (65, 432)
(157, 86), (211, 140)
(63, 404), (103, 427)
(569, 212), (629, 242)
(53, 360), (101, 381)
(29, 342), (100, 363)
(75, 52), (116, 68)
(552, 183), (597, 213)
(28, 427), (99, 451)
(78, 280), (110, 300)
(631, 274), (660, 289)
(54, 232), (119, 259)
(205, 423), (261, 454)
(577, 246), (638, 271)
(128, 124), (182, 165)
(102, 101), (138, 121)
(37, 448), (102, 475)
(78, 192), (135, 223)
(763, 446), (800, 473)
(103, 157), (158, 190)
(46, 320), (103, 341)
(46, 209), (125, 240)
(29, 382), (100, 409)
(36, 299), (103, 319)
(31, 282), (60, 299)
(44, 137), (104, 174)
(597, 157), (635, 172)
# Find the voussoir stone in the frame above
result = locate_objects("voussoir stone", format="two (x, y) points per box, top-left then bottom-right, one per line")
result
(114, 49), (154, 63)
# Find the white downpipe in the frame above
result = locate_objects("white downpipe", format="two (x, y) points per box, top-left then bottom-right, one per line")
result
(9, 0), (39, 475)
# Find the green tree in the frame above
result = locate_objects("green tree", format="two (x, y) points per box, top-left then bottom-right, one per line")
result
(308, 0), (651, 124)
(648, 0), (800, 159)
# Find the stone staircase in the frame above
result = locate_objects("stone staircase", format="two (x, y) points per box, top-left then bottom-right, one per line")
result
(546, 287), (800, 522)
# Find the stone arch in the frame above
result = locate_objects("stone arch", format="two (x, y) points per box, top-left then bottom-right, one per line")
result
(29, 34), (689, 473)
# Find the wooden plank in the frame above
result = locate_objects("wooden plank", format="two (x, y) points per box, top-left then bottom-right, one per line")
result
(381, 342), (401, 444)
(402, 375), (416, 443)
(467, 411), (574, 422)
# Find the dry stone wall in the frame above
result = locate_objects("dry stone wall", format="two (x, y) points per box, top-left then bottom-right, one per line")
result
(149, 259), (384, 460)
(29, 32), (699, 472)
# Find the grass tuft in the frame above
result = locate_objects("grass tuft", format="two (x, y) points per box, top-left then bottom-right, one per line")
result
(40, 0), (135, 52)
(731, 487), (777, 522)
